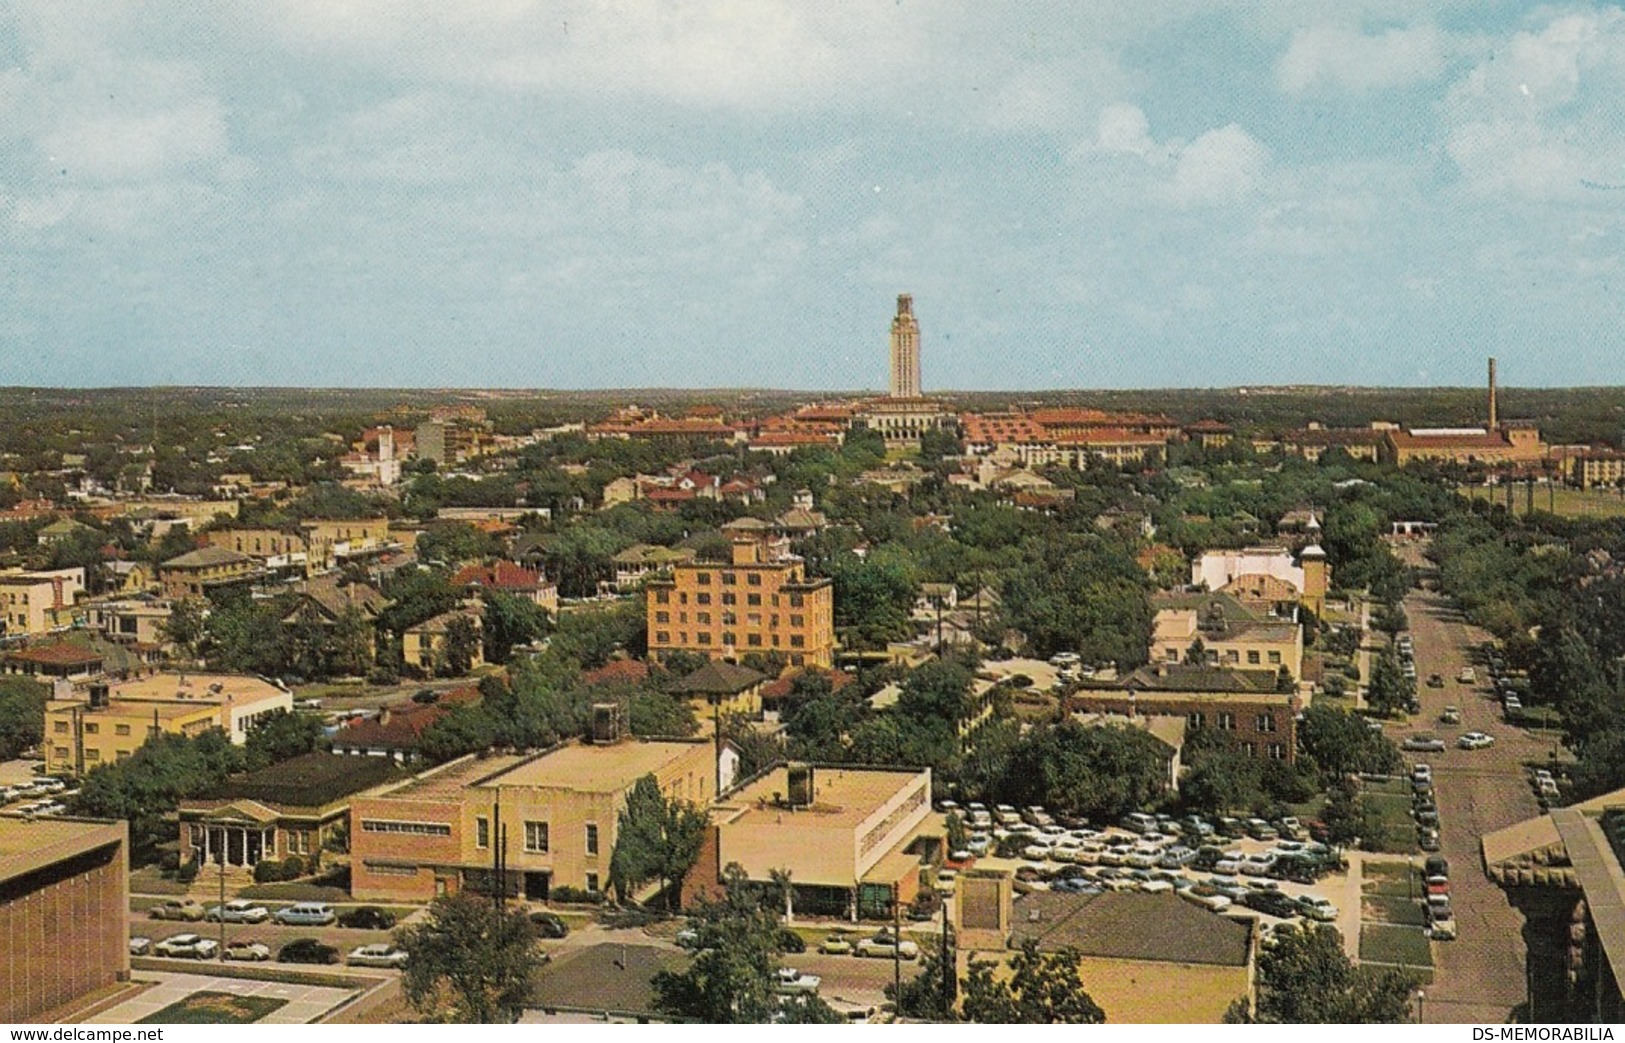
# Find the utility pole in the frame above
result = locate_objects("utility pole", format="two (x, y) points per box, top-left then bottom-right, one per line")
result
(940, 904), (954, 1020)
(892, 888), (902, 1015)
(217, 826), (227, 962)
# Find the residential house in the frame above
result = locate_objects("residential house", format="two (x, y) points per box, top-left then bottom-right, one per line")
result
(402, 608), (485, 675)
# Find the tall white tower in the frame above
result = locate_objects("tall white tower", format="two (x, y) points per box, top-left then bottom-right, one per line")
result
(889, 294), (921, 399)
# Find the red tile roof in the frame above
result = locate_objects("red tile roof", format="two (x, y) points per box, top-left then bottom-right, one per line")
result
(451, 561), (547, 591)
(581, 659), (652, 686)
(4, 642), (105, 666)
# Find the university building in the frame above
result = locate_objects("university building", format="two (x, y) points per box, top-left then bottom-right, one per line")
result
(646, 521), (836, 669)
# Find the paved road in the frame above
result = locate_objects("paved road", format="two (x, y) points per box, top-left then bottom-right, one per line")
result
(130, 909), (397, 963)
(1387, 575), (1543, 1024)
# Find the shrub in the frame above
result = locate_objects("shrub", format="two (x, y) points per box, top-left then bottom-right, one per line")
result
(253, 860), (282, 884)
(279, 855), (306, 880)
(550, 885), (605, 905)
(176, 857), (200, 885)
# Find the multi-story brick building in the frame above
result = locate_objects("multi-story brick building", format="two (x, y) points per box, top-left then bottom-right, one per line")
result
(0, 567), (85, 639)
(646, 521), (835, 669)
(158, 546), (257, 599)
(0, 818), (129, 1023)
(1069, 675), (1299, 764)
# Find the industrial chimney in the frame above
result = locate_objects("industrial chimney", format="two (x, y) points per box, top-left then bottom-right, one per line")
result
(1488, 357), (1499, 429)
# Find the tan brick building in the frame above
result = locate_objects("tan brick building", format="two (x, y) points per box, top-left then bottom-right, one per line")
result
(646, 521), (835, 668)
(0, 818), (129, 1023)
(159, 546), (257, 599)
(0, 568), (85, 639)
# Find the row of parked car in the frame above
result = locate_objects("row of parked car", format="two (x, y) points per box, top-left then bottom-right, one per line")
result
(147, 898), (395, 928)
(1423, 855), (1456, 941)
(131, 933), (409, 967)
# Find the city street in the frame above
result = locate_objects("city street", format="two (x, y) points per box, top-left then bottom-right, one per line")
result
(1385, 553), (1545, 1024)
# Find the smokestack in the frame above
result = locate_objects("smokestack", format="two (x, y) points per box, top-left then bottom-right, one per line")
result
(1488, 357), (1498, 429)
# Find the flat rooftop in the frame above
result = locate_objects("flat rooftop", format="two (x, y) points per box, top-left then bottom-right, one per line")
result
(0, 817), (125, 881)
(720, 765), (924, 830)
(48, 697), (219, 721)
(380, 752), (531, 802)
(110, 673), (285, 704)
(482, 740), (705, 794)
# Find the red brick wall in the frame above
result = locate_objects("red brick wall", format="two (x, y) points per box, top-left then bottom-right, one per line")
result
(0, 840), (128, 1022)
(349, 797), (464, 902)
(1069, 695), (1297, 764)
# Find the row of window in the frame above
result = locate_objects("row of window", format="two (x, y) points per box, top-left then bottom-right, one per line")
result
(693, 572), (764, 587)
(360, 819), (452, 837)
(1186, 712), (1279, 732)
(476, 818), (598, 855)
(1164, 648), (1285, 666)
(653, 631), (807, 649)
(654, 611), (807, 627)
(654, 589), (807, 608)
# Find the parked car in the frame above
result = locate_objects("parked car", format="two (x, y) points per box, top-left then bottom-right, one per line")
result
(530, 911), (569, 939)
(773, 968), (822, 995)
(855, 932), (918, 960)
(1458, 667), (1477, 684)
(129, 936), (152, 956)
(278, 938), (340, 965)
(1412, 763), (1433, 783)
(1427, 674), (1446, 688)
(1245, 819), (1278, 841)
(1426, 874), (1451, 897)
(1458, 732), (1495, 750)
(1427, 904), (1458, 941)
(1181, 886), (1232, 912)
(1209, 876), (1252, 902)
(1277, 817), (1306, 841)
(347, 943), (410, 969)
(205, 899), (270, 924)
(223, 940), (272, 962)
(1243, 890), (1300, 919)
(338, 906), (398, 930)
(1121, 812), (1157, 834)
(154, 933), (218, 959)
(273, 902), (336, 926)
(1419, 828), (1442, 851)
(1241, 853), (1278, 878)
(818, 931), (854, 955)
(1402, 735), (1447, 753)
(1297, 896), (1338, 922)
(149, 899), (206, 922)
(1440, 706), (1461, 724)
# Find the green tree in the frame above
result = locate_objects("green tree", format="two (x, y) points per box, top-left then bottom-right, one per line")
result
(439, 616), (481, 677)
(396, 892), (542, 1023)
(608, 773), (709, 910)
(161, 598), (208, 662)
(652, 865), (842, 1023)
(481, 591), (552, 665)
(1372, 602), (1409, 642)
(1181, 729), (1263, 814)
(1249, 923), (1415, 1023)
(243, 708), (326, 770)
(1298, 706), (1400, 781)
(1366, 648), (1412, 719)
(890, 942), (958, 1020)
(960, 941), (1105, 1024)
(328, 606), (376, 677)
(0, 676), (48, 760)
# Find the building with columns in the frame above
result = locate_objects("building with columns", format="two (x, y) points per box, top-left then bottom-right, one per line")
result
(889, 293), (921, 398)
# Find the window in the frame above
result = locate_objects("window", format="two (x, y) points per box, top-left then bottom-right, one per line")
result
(655, 590), (669, 604)
(722, 572), (737, 586)
(722, 593), (737, 606)
(722, 612), (737, 626)
(655, 611), (670, 624)
(1187, 712), (1205, 728)
(789, 594), (804, 608)
(697, 592), (711, 605)
(53, 720), (68, 734)
(53, 747), (69, 761)
(1242, 742), (1257, 758)
(83, 723), (98, 735)
(655, 631), (670, 644)
(696, 573), (711, 585)
(1256, 714), (1276, 732)
(362, 819), (453, 837)
(1217, 713), (1235, 731)
(585, 823), (599, 855)
(1268, 743), (1286, 760)
(115, 723), (131, 736)
(789, 615), (804, 628)
(1225, 650), (1239, 663)
(84, 749), (100, 762)
(1268, 651), (1282, 665)
(747, 573), (762, 587)
(790, 635), (805, 648)
(524, 821), (549, 853)
(723, 632), (737, 647)
(1246, 650), (1261, 665)
(697, 612), (711, 624)
(585, 872), (600, 893)
(678, 612), (688, 624)
(476, 816), (490, 849)
(747, 593), (762, 606)
(747, 634), (762, 647)
(698, 633), (711, 645)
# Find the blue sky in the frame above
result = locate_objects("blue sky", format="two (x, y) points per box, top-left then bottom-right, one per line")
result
(3, 2), (1624, 390)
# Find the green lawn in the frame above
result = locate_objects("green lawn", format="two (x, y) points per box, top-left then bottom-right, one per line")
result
(1363, 860), (1424, 898)
(1460, 484), (1625, 520)
(1362, 792), (1420, 854)
(139, 991), (287, 1025)
(1363, 894), (1427, 926)
(239, 881), (352, 902)
(1359, 923), (1434, 971)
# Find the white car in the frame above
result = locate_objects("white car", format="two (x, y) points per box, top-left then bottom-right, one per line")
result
(129, 936), (152, 956)
(935, 869), (958, 895)
(206, 899), (270, 924)
(347, 944), (410, 969)
(1297, 897), (1338, 922)
(819, 932), (855, 955)
(223, 940), (273, 962)
(1458, 732), (1495, 750)
(154, 933), (219, 959)
(773, 968), (822, 995)
(855, 934), (919, 960)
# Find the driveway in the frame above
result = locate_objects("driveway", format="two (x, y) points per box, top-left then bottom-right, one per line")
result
(1385, 576), (1543, 1023)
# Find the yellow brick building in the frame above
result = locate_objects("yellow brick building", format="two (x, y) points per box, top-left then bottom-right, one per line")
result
(158, 547), (257, 599)
(646, 522), (835, 668)
(0, 568), (86, 639)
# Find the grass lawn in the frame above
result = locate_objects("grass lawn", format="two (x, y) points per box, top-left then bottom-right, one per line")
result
(129, 867), (189, 896)
(239, 881), (352, 902)
(138, 991), (287, 1025)
(1363, 860), (1424, 898)
(1363, 792), (1420, 854)
(1359, 923), (1434, 970)
(1460, 484), (1625, 520)
(1363, 894), (1427, 926)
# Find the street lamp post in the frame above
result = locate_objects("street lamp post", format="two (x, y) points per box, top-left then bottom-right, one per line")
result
(216, 825), (227, 962)
(1416, 989), (1426, 1024)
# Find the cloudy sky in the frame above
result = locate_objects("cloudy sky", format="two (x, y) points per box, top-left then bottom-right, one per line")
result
(3, 2), (1624, 390)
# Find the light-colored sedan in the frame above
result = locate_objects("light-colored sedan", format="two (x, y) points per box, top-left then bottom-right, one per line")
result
(154, 933), (219, 960)
(205, 899), (270, 924)
(129, 936), (152, 956)
(223, 940), (273, 962)
(855, 934), (919, 960)
(818, 932), (854, 956)
(347, 944), (410, 969)
(1458, 732), (1495, 750)
(773, 968), (822, 995)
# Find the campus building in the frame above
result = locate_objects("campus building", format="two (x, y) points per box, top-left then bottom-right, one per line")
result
(0, 568), (86, 639)
(0, 818), (129, 1023)
(646, 522), (836, 669)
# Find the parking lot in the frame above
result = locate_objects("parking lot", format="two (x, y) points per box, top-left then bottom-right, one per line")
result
(83, 971), (359, 1024)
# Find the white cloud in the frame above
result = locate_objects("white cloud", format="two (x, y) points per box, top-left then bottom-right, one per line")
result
(1095, 104), (1159, 158)
(1070, 105), (1266, 207)
(1167, 125), (1269, 205)
(41, 101), (228, 183)
(1277, 23), (1449, 95)
(1441, 9), (1625, 199)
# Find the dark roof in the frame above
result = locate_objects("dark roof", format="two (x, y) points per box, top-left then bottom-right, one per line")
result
(4, 642), (104, 666)
(533, 943), (690, 1018)
(1151, 591), (1263, 622)
(1009, 891), (1251, 967)
(208, 752), (405, 808)
(671, 660), (765, 696)
(290, 579), (388, 621)
(581, 658), (652, 686)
